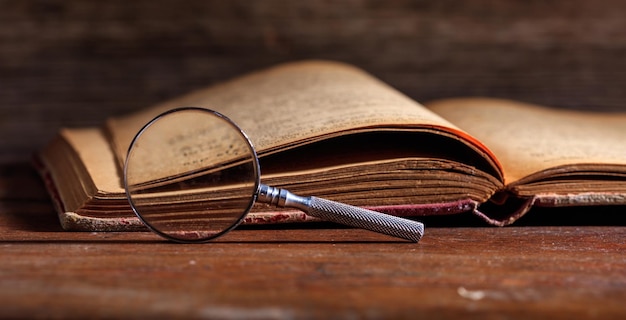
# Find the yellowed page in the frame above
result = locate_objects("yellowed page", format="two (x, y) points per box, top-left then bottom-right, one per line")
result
(61, 128), (125, 194)
(106, 60), (466, 164)
(426, 98), (626, 185)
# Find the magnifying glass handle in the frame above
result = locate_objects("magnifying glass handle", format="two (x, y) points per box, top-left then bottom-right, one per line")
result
(258, 185), (424, 242)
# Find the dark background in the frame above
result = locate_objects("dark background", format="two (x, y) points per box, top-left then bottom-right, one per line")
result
(2, 0), (625, 163)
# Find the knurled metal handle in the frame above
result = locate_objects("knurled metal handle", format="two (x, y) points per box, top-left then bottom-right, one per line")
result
(257, 184), (424, 242)
(307, 197), (423, 242)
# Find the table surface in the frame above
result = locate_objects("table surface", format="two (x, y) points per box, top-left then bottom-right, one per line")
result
(1, 164), (625, 319)
(2, 2), (626, 318)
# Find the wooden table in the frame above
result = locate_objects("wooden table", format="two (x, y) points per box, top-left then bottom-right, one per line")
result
(1, 164), (624, 319)
(2, 1), (626, 318)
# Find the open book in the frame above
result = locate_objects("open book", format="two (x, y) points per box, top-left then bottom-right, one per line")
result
(37, 60), (626, 231)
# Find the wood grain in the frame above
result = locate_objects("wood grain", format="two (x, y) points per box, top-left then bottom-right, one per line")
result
(0, 165), (625, 318)
(2, 0), (626, 162)
(2, 2), (626, 317)
(1, 212), (625, 318)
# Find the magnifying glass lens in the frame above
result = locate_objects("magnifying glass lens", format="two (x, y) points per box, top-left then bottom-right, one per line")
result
(124, 108), (260, 242)
(126, 107), (424, 243)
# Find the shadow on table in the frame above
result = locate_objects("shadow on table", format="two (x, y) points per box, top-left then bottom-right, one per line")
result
(0, 161), (64, 232)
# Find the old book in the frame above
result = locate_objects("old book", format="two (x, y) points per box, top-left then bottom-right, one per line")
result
(36, 60), (626, 231)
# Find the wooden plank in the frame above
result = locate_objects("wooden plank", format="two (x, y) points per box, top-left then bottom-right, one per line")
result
(2, 0), (626, 161)
(2, 2), (626, 317)
(0, 170), (625, 318)
(0, 221), (624, 318)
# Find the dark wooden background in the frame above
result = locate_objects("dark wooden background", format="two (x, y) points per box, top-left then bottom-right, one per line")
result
(1, 2), (626, 317)
(2, 0), (626, 164)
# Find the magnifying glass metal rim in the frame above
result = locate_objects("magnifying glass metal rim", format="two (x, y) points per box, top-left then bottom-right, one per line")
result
(123, 107), (261, 243)
(125, 107), (424, 243)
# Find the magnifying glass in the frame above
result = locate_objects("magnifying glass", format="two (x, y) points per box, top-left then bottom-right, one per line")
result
(124, 107), (424, 243)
